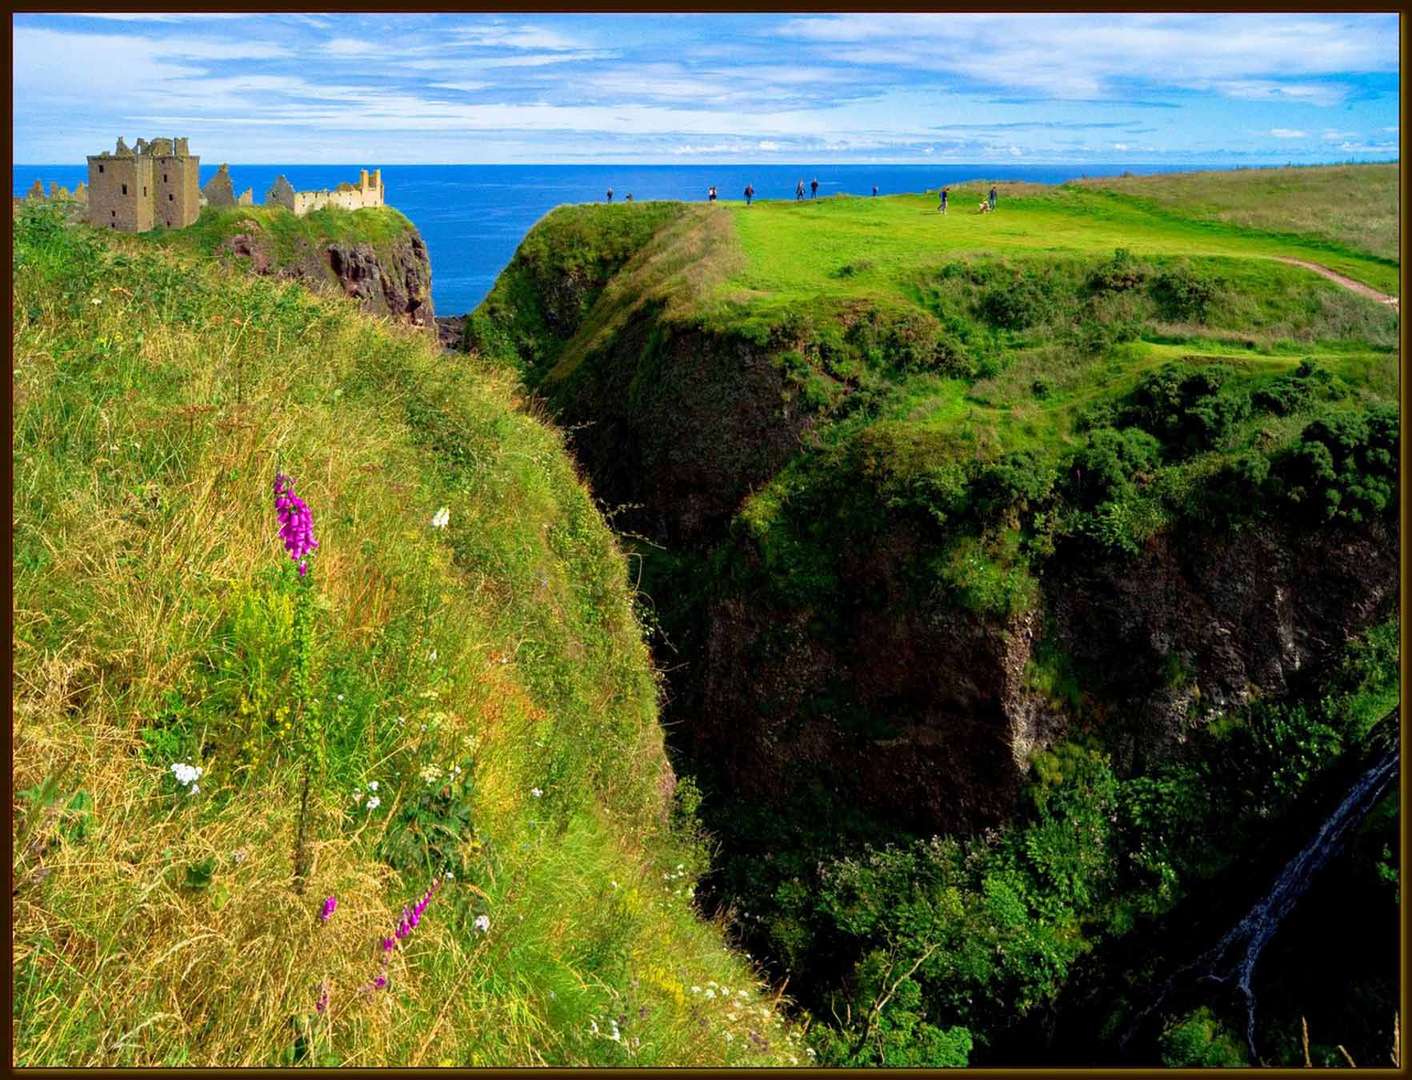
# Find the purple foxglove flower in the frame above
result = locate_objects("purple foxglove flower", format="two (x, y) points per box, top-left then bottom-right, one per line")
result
(373, 974), (387, 989)
(381, 937), (395, 952)
(319, 895), (337, 923)
(273, 473), (319, 575)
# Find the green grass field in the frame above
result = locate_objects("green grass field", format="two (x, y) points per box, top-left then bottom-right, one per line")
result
(1076, 162), (1400, 262)
(718, 182), (1398, 314)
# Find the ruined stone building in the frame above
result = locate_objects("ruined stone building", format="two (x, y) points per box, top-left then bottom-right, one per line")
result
(74, 136), (384, 231)
(265, 168), (384, 215)
(87, 136), (200, 231)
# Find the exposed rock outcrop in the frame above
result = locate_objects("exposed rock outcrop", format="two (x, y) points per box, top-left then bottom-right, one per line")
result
(220, 218), (434, 329)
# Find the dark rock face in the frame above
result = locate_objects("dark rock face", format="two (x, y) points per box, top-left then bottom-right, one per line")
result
(324, 232), (434, 328)
(1046, 520), (1400, 770)
(435, 315), (466, 351)
(221, 223), (434, 330)
(553, 317), (823, 547)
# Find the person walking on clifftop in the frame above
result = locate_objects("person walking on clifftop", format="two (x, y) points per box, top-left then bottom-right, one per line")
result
(988, 184), (997, 211)
(810, 177), (819, 198)
(708, 185), (717, 202)
(938, 187), (949, 214)
(796, 179), (805, 201)
(744, 183), (755, 206)
(606, 187), (614, 203)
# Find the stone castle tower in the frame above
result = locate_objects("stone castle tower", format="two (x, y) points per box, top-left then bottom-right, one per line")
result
(87, 136), (200, 232)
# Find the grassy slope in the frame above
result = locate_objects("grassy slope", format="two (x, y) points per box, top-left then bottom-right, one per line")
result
(1074, 162), (1401, 262)
(11, 205), (802, 1067)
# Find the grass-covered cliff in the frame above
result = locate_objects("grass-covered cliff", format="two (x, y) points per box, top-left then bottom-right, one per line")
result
(11, 202), (804, 1067)
(462, 165), (1401, 1066)
(148, 204), (435, 328)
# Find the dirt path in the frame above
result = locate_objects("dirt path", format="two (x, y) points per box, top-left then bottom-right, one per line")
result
(1274, 257), (1399, 309)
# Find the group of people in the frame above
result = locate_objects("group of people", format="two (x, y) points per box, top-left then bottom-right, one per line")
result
(937, 184), (998, 214)
(601, 180), (1000, 212)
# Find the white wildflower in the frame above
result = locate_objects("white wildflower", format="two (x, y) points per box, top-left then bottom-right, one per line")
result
(530, 787), (543, 798)
(608, 1019), (621, 1042)
(589, 1019), (600, 1036)
(704, 989), (716, 1000)
(170, 762), (203, 787)
(90, 296), (102, 305)
(430, 507), (450, 529)
(366, 795), (381, 811)
(368, 780), (378, 791)
(444, 869), (454, 880)
(473, 914), (491, 933)
(189, 784), (199, 795)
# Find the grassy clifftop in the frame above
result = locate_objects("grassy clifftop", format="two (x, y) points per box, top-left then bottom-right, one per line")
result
(463, 164), (1400, 1066)
(11, 203), (801, 1066)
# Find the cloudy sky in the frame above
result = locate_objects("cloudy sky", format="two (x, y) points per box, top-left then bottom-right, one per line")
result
(12, 12), (1400, 164)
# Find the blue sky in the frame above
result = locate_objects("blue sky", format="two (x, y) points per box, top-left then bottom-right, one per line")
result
(12, 12), (1400, 164)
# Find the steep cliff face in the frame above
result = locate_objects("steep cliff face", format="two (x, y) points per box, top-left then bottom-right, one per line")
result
(150, 205), (434, 329)
(223, 224), (434, 327)
(463, 196), (1400, 849)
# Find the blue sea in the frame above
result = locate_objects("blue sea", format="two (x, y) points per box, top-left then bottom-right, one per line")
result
(15, 162), (1224, 316)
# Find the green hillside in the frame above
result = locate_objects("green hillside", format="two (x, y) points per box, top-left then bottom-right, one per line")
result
(11, 203), (802, 1067)
(463, 165), (1401, 1067)
(1075, 162), (1401, 262)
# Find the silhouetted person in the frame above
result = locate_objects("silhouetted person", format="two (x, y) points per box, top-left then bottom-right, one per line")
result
(606, 187), (614, 203)
(708, 185), (717, 202)
(989, 185), (997, 210)
(810, 177), (819, 198)
(744, 184), (754, 206)
(625, 193), (633, 202)
(872, 185), (878, 197)
(938, 187), (949, 214)
(796, 179), (805, 200)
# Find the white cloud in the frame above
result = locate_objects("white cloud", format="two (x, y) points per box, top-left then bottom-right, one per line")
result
(757, 140), (780, 150)
(325, 38), (380, 57)
(1268, 128), (1308, 138)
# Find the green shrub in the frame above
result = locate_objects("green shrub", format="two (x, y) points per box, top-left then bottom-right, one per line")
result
(1151, 264), (1220, 322)
(1087, 248), (1149, 293)
(1271, 404), (1398, 524)
(979, 272), (1056, 330)
(1123, 362), (1250, 456)
(1065, 427), (1163, 510)
(1251, 359), (1345, 416)
(1160, 1008), (1248, 1067)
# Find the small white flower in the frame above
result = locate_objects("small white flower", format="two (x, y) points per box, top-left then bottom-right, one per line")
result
(189, 784), (199, 795)
(367, 780), (378, 791)
(530, 787), (543, 798)
(90, 296), (102, 305)
(608, 1019), (622, 1042)
(366, 795), (381, 811)
(336, 694), (344, 702)
(170, 762), (202, 787)
(354, 791), (364, 804)
(428, 649), (438, 662)
(589, 1019), (600, 1036)
(704, 989), (716, 1000)
(444, 869), (454, 880)
(690, 985), (702, 994)
(430, 506), (450, 529)
(473, 914), (491, 933)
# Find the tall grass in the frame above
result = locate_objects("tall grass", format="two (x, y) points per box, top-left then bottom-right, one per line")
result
(11, 203), (803, 1066)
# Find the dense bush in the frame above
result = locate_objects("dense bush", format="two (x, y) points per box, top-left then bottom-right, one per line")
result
(1270, 404), (1398, 524)
(1064, 427), (1163, 510)
(1123, 362), (1250, 456)
(1251, 359), (1345, 416)
(1087, 248), (1149, 293)
(979, 271), (1057, 330)
(1150, 263), (1220, 321)
(1159, 1008), (1248, 1066)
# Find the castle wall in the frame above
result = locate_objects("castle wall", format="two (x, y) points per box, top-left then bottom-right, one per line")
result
(152, 153), (200, 228)
(290, 171), (384, 216)
(87, 154), (153, 232)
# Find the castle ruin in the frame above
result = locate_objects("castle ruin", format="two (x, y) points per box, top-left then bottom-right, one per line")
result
(265, 168), (384, 215)
(68, 136), (384, 233)
(87, 136), (201, 232)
